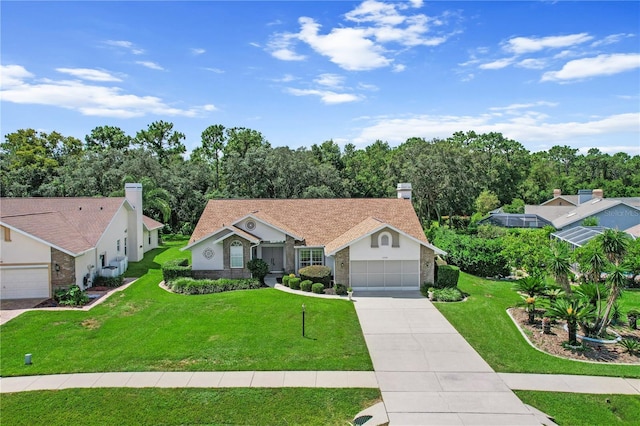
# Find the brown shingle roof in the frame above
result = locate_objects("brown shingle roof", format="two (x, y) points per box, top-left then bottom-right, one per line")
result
(143, 216), (164, 231)
(190, 198), (429, 248)
(1, 197), (161, 255)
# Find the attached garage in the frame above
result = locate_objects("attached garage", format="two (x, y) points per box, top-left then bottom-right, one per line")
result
(350, 260), (420, 290)
(0, 265), (50, 300)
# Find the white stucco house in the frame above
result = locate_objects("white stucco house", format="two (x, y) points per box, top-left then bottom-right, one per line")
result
(184, 184), (444, 291)
(0, 184), (164, 300)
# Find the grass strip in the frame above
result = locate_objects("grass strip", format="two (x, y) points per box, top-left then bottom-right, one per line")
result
(0, 387), (381, 426)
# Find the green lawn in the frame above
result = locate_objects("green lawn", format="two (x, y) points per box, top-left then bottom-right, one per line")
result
(433, 273), (640, 378)
(0, 240), (372, 376)
(515, 391), (640, 426)
(0, 387), (381, 426)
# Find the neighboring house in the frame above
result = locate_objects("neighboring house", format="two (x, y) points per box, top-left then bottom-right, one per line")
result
(184, 184), (444, 291)
(484, 189), (640, 232)
(0, 184), (164, 300)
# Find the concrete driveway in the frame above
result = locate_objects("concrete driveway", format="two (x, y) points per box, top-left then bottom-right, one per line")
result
(353, 291), (548, 425)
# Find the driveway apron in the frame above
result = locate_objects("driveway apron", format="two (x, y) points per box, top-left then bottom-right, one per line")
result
(353, 291), (544, 425)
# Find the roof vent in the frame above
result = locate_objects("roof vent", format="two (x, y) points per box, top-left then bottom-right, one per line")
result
(79, 206), (82, 210)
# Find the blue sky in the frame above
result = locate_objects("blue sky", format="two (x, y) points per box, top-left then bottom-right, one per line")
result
(2, 1), (639, 155)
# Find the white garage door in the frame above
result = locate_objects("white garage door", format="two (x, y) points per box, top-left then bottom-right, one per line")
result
(0, 265), (50, 300)
(350, 260), (420, 290)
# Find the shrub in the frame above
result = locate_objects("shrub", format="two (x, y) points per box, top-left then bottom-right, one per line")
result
(168, 277), (261, 294)
(435, 265), (460, 289)
(92, 275), (124, 288)
(513, 276), (545, 297)
(247, 258), (270, 284)
(432, 228), (509, 277)
(300, 280), (313, 292)
(431, 287), (463, 302)
(312, 283), (325, 294)
(162, 258), (191, 283)
(299, 265), (332, 287)
(618, 338), (640, 355)
(54, 285), (89, 306)
(335, 283), (347, 296)
(282, 275), (291, 287)
(289, 277), (301, 290)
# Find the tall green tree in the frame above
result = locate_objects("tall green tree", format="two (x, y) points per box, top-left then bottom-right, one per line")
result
(192, 124), (226, 189)
(135, 121), (186, 164)
(547, 240), (573, 295)
(85, 126), (132, 151)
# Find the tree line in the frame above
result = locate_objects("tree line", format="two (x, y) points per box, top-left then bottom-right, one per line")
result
(2, 121), (639, 233)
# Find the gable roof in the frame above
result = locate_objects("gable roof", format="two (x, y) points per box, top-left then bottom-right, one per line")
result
(551, 198), (640, 229)
(541, 195), (579, 206)
(190, 198), (432, 251)
(1, 197), (160, 256)
(143, 216), (164, 231)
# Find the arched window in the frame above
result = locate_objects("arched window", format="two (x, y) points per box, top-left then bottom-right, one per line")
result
(230, 241), (243, 268)
(379, 232), (391, 247)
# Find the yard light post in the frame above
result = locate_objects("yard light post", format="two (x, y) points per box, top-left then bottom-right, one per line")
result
(302, 304), (306, 337)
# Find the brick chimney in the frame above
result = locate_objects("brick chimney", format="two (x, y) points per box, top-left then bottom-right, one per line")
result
(397, 183), (412, 200)
(125, 183), (144, 262)
(592, 189), (604, 199)
(553, 189), (561, 198)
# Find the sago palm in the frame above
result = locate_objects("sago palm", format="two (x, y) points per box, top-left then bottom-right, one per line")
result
(546, 297), (596, 345)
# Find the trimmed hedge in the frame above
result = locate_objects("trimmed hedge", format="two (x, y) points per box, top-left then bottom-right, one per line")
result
(92, 275), (124, 288)
(162, 258), (192, 283)
(289, 277), (301, 290)
(431, 287), (464, 302)
(335, 283), (347, 296)
(299, 265), (331, 287)
(301, 280), (313, 292)
(282, 275), (291, 287)
(168, 277), (261, 295)
(435, 265), (460, 289)
(312, 283), (325, 294)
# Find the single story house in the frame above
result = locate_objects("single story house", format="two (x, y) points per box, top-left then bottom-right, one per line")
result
(184, 184), (444, 291)
(0, 183), (164, 300)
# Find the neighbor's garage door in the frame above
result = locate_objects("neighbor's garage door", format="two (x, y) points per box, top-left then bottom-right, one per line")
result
(0, 265), (50, 300)
(350, 260), (419, 290)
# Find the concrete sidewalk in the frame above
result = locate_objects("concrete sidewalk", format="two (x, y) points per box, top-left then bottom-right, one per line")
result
(499, 373), (640, 395)
(0, 370), (378, 393)
(353, 291), (549, 426)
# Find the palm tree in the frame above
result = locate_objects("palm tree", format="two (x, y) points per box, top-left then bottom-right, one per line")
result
(513, 276), (545, 297)
(593, 229), (630, 337)
(111, 176), (172, 223)
(547, 240), (573, 295)
(596, 264), (628, 336)
(546, 298), (596, 345)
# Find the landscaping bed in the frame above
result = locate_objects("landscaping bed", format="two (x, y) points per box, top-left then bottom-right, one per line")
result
(509, 307), (640, 364)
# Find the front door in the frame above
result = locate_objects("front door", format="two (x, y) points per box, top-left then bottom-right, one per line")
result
(261, 247), (284, 272)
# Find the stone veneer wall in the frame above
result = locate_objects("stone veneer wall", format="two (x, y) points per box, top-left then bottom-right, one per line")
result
(420, 245), (435, 286)
(51, 248), (75, 290)
(285, 236), (295, 273)
(334, 247), (350, 286)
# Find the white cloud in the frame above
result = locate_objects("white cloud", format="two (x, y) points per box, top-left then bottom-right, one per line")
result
(136, 61), (165, 71)
(298, 17), (391, 71)
(358, 82), (379, 91)
(190, 48), (206, 55)
(517, 58), (547, 70)
(392, 64), (406, 72)
(0, 64), (215, 118)
(591, 33), (634, 47)
(266, 0), (454, 71)
(272, 74), (296, 83)
(351, 110), (639, 150)
(203, 67), (225, 74)
(286, 88), (360, 104)
(314, 73), (345, 89)
(56, 68), (122, 82)
(104, 40), (145, 55)
(541, 53), (640, 82)
(479, 57), (514, 70)
(489, 101), (558, 112)
(504, 33), (593, 54)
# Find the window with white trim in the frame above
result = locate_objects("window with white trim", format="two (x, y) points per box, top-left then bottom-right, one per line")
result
(299, 248), (323, 268)
(230, 241), (244, 268)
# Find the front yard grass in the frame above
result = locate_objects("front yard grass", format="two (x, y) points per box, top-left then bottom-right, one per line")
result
(0, 240), (372, 376)
(0, 387), (381, 426)
(515, 391), (640, 426)
(433, 273), (640, 378)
